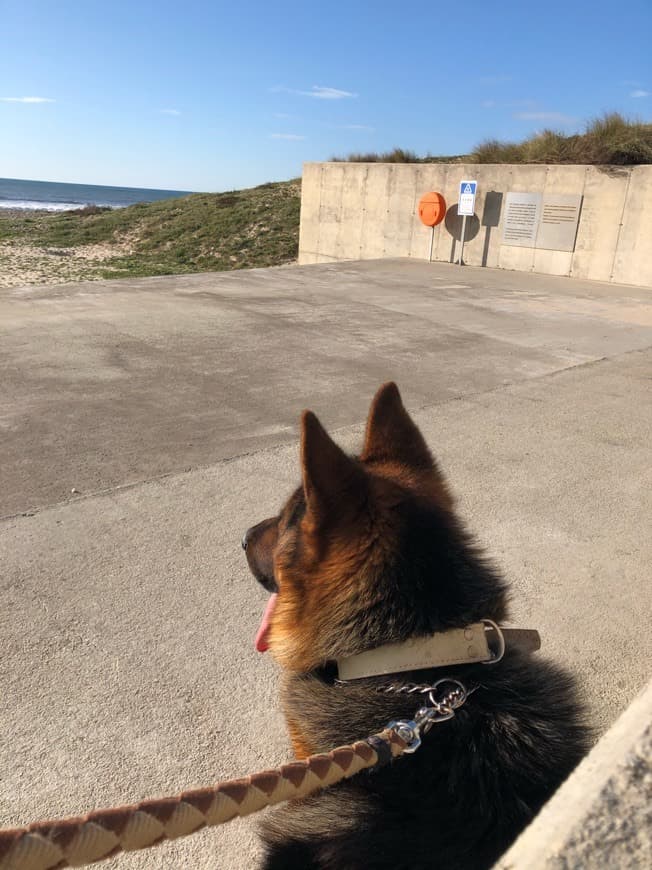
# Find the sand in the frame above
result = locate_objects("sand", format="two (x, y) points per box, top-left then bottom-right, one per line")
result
(0, 241), (132, 288)
(0, 208), (135, 288)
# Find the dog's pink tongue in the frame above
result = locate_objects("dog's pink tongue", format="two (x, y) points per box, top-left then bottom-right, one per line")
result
(255, 593), (278, 653)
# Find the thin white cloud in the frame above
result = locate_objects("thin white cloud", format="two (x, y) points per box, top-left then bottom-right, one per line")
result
(514, 111), (577, 124)
(340, 124), (374, 131)
(273, 112), (294, 119)
(271, 85), (357, 100)
(0, 96), (54, 103)
(630, 89), (650, 98)
(160, 108), (181, 115)
(481, 99), (496, 109)
(306, 86), (356, 100)
(270, 133), (306, 140)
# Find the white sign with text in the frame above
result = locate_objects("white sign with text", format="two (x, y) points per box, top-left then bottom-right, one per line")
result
(458, 180), (477, 216)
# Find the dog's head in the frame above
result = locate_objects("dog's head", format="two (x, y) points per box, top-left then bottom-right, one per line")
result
(243, 382), (506, 672)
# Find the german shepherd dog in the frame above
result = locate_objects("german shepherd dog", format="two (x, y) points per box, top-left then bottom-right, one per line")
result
(243, 383), (588, 869)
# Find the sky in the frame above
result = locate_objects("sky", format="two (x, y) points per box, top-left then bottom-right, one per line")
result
(1, 0), (651, 192)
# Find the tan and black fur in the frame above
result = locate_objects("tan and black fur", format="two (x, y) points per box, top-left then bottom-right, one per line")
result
(243, 382), (588, 869)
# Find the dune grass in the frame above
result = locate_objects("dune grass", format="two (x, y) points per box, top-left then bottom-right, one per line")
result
(332, 147), (465, 164)
(336, 114), (652, 166)
(471, 114), (652, 165)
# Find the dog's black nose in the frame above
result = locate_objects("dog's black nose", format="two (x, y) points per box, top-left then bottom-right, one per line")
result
(241, 531), (249, 551)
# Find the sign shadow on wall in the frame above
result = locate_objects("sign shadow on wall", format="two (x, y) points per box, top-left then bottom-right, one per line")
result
(481, 191), (503, 266)
(443, 193), (504, 266)
(444, 206), (480, 264)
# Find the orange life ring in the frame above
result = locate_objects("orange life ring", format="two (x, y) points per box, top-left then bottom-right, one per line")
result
(418, 192), (446, 227)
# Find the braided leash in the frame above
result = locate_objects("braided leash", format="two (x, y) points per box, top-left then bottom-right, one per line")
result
(0, 729), (406, 870)
(0, 679), (471, 870)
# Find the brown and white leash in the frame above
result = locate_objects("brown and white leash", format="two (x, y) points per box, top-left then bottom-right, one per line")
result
(0, 620), (537, 870)
(0, 678), (474, 870)
(0, 728), (408, 870)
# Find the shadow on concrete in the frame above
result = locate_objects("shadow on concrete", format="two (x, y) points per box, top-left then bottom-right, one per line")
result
(445, 204), (480, 264)
(481, 191), (504, 267)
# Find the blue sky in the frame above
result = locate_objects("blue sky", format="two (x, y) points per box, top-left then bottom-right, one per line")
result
(1, 0), (650, 192)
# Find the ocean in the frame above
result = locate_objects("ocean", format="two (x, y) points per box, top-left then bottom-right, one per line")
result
(0, 177), (193, 211)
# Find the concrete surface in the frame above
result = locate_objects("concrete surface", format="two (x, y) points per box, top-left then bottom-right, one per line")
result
(299, 162), (652, 287)
(497, 679), (652, 869)
(1, 259), (651, 868)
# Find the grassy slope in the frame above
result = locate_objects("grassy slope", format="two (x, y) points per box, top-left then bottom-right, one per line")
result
(0, 179), (301, 279)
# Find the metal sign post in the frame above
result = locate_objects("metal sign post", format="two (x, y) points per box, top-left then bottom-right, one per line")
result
(459, 214), (468, 265)
(457, 180), (477, 266)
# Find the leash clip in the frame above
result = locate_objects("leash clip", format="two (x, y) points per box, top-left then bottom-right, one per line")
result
(386, 718), (423, 753)
(387, 678), (470, 754)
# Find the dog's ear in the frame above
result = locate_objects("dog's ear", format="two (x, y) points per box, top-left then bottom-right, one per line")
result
(301, 410), (367, 525)
(361, 382), (433, 469)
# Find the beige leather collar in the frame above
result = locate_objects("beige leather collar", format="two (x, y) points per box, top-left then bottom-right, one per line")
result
(336, 621), (540, 681)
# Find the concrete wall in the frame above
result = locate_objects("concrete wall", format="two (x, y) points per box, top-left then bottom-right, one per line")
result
(496, 679), (652, 869)
(298, 162), (652, 287)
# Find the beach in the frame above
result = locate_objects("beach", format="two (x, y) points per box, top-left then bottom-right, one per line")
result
(0, 180), (301, 287)
(0, 177), (197, 288)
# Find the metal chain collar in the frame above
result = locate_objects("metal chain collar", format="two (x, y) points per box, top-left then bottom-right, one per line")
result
(385, 678), (473, 753)
(334, 677), (475, 753)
